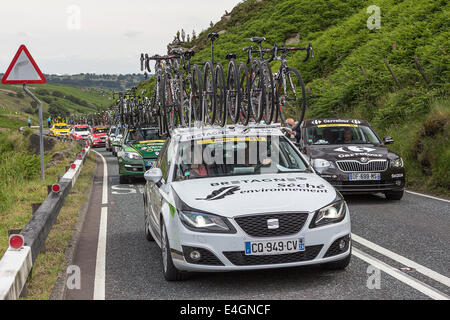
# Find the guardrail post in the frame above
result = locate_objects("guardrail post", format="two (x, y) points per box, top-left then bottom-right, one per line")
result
(384, 58), (401, 88)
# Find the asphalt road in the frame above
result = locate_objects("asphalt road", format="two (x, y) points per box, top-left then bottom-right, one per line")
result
(65, 147), (450, 300)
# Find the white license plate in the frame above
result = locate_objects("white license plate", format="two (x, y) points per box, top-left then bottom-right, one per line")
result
(349, 173), (381, 181)
(245, 238), (305, 255)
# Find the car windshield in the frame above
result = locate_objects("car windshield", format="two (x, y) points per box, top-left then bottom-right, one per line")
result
(174, 135), (309, 181)
(126, 128), (159, 143)
(115, 127), (124, 136)
(55, 125), (69, 130)
(93, 128), (108, 134)
(75, 127), (89, 132)
(306, 125), (381, 145)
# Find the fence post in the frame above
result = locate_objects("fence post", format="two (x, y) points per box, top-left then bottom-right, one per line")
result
(360, 66), (367, 79)
(413, 56), (430, 85)
(384, 58), (401, 88)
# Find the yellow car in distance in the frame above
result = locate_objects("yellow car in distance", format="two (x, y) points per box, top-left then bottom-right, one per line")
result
(50, 122), (71, 137)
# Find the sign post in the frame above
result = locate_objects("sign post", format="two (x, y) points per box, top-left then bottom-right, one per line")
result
(2, 45), (47, 180)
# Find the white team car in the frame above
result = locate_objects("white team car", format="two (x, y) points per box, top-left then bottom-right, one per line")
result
(143, 125), (351, 281)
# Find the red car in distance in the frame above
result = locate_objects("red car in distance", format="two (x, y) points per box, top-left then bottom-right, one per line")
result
(69, 125), (90, 141)
(89, 126), (109, 147)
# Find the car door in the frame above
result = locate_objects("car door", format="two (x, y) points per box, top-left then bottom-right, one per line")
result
(148, 138), (172, 234)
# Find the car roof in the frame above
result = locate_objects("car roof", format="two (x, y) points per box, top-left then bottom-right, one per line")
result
(303, 118), (370, 127)
(173, 124), (284, 142)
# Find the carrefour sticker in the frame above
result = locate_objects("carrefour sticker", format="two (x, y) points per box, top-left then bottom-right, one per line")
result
(317, 124), (358, 128)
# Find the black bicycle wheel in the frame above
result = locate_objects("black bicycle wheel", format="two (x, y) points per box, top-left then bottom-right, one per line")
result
(203, 60), (216, 125)
(192, 65), (203, 123)
(227, 59), (240, 124)
(238, 62), (250, 126)
(278, 67), (306, 127)
(214, 63), (227, 127)
(159, 74), (170, 136)
(261, 61), (275, 125)
(249, 60), (265, 123)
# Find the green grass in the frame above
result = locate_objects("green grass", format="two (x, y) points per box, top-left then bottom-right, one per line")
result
(0, 131), (81, 256)
(24, 153), (96, 300)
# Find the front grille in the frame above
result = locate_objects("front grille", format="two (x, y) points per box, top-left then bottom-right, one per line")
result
(223, 245), (323, 266)
(234, 212), (309, 237)
(324, 235), (351, 258)
(182, 246), (224, 266)
(336, 160), (388, 172)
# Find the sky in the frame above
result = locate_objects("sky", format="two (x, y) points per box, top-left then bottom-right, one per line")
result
(0, 0), (242, 75)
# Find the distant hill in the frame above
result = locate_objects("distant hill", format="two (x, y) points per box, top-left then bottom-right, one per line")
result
(0, 73), (147, 91)
(138, 0), (449, 195)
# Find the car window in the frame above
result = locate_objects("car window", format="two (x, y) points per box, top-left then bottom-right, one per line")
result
(125, 128), (159, 144)
(93, 128), (108, 134)
(174, 135), (309, 181)
(157, 138), (171, 182)
(305, 125), (381, 145)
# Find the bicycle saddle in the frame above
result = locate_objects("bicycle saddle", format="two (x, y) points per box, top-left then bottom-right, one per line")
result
(208, 33), (219, 40)
(225, 53), (236, 60)
(183, 50), (195, 58)
(250, 37), (266, 44)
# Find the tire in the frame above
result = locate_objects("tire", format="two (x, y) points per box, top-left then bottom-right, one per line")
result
(238, 62), (250, 125)
(214, 63), (227, 127)
(119, 175), (129, 184)
(192, 65), (203, 123)
(159, 74), (170, 136)
(249, 60), (265, 123)
(261, 61), (275, 124)
(385, 189), (404, 200)
(227, 59), (240, 124)
(203, 60), (216, 125)
(161, 218), (187, 281)
(278, 67), (306, 127)
(321, 250), (352, 270)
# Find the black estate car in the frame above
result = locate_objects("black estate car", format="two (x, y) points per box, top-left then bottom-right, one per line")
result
(297, 119), (405, 200)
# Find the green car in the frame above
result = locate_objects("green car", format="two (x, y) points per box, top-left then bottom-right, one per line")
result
(115, 126), (165, 183)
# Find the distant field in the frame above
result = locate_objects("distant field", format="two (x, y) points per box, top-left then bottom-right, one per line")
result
(0, 83), (113, 125)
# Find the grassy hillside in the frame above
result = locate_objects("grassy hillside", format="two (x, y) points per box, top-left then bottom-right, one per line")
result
(139, 0), (449, 195)
(0, 83), (112, 123)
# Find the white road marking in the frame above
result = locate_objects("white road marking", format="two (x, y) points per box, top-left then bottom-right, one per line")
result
(352, 233), (450, 288)
(353, 248), (449, 300)
(405, 190), (450, 203)
(93, 206), (107, 300)
(92, 150), (108, 300)
(92, 150), (108, 205)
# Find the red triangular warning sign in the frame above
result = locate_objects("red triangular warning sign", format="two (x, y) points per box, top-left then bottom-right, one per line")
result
(2, 45), (46, 84)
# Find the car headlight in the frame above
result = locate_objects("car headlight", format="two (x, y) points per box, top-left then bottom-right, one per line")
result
(124, 152), (142, 160)
(312, 158), (334, 174)
(179, 211), (235, 233)
(390, 158), (403, 168)
(310, 200), (347, 228)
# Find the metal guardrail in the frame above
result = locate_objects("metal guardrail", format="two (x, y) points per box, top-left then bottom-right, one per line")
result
(0, 145), (91, 300)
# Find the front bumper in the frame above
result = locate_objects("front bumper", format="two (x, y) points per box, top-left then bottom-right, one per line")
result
(166, 208), (351, 272)
(118, 157), (157, 176)
(318, 169), (405, 193)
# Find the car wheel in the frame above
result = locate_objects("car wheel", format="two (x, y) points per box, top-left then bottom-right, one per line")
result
(119, 175), (128, 184)
(320, 250), (351, 270)
(161, 218), (187, 281)
(385, 190), (404, 200)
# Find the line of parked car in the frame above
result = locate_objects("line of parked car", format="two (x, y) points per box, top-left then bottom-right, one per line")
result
(91, 117), (406, 281)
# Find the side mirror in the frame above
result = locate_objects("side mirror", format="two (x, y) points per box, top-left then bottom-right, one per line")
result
(384, 136), (394, 144)
(144, 168), (162, 184)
